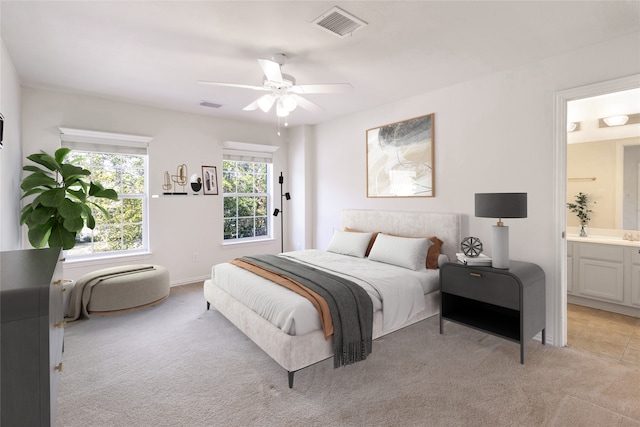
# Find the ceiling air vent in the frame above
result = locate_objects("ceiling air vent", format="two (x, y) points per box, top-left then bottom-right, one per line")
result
(199, 101), (222, 109)
(312, 6), (367, 38)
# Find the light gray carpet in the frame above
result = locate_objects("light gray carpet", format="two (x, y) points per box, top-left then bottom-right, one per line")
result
(56, 283), (640, 426)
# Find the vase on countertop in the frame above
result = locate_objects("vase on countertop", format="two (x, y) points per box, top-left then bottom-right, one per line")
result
(579, 221), (588, 237)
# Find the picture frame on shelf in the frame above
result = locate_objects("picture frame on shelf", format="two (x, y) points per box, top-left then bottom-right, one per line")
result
(366, 113), (434, 198)
(202, 166), (218, 195)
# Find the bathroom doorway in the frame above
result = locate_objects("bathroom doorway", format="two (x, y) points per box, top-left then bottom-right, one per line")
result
(553, 74), (640, 349)
(559, 77), (640, 355)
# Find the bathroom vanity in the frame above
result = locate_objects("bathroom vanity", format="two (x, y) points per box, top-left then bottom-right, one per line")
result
(567, 235), (640, 317)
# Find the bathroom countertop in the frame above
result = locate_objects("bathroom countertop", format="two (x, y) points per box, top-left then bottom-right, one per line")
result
(567, 234), (640, 247)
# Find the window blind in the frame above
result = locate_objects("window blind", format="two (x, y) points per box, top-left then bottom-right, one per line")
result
(59, 127), (151, 155)
(222, 141), (279, 164)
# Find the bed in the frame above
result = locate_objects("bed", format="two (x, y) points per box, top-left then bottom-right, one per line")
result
(204, 209), (461, 387)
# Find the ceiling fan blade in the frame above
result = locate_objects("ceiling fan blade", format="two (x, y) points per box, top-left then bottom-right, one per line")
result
(258, 59), (283, 84)
(293, 94), (325, 113)
(243, 98), (262, 111)
(291, 83), (353, 94)
(198, 81), (267, 91)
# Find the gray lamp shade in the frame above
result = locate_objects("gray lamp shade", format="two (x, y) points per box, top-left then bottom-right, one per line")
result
(475, 193), (527, 219)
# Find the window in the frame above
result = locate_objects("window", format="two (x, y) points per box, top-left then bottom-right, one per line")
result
(59, 128), (150, 259)
(221, 141), (278, 243)
(223, 160), (270, 241)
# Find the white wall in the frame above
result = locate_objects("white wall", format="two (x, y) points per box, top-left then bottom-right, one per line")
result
(0, 38), (23, 250)
(287, 125), (314, 251)
(307, 32), (640, 344)
(21, 87), (289, 284)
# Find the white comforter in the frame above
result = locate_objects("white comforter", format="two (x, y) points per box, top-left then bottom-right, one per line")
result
(212, 250), (439, 336)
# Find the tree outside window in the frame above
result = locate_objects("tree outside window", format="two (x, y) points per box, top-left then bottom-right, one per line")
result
(65, 151), (147, 257)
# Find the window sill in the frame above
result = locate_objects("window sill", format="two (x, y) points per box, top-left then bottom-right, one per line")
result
(63, 251), (153, 268)
(221, 237), (275, 247)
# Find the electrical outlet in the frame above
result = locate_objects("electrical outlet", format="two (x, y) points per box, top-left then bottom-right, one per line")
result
(192, 252), (199, 262)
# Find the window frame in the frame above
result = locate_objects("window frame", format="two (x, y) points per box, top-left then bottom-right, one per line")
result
(59, 127), (151, 261)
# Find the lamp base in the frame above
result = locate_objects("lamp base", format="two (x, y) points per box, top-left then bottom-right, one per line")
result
(492, 225), (509, 269)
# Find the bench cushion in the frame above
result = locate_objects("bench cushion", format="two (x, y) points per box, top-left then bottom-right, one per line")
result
(66, 264), (169, 320)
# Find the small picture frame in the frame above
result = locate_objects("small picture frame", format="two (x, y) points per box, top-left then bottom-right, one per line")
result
(201, 166), (218, 195)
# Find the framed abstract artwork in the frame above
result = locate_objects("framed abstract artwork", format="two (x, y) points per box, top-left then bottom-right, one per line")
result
(366, 113), (434, 197)
(202, 166), (219, 195)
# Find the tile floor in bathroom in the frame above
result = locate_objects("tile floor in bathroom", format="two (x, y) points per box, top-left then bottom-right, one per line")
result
(567, 303), (640, 367)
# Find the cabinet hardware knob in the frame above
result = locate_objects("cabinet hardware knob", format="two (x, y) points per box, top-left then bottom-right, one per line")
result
(61, 288), (67, 293)
(60, 258), (66, 262)
(54, 320), (66, 328)
(469, 272), (482, 278)
(53, 280), (62, 286)
(54, 363), (63, 372)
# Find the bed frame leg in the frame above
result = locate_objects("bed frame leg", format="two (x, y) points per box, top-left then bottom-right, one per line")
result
(288, 371), (294, 388)
(206, 302), (210, 310)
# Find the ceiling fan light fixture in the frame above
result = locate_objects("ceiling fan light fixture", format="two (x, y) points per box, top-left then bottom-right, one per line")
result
(603, 115), (629, 126)
(281, 94), (297, 112)
(276, 99), (289, 117)
(257, 94), (275, 112)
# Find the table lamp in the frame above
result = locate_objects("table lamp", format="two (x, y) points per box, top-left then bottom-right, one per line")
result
(475, 193), (527, 269)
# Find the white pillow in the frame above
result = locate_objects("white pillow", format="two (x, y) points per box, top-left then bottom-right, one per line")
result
(368, 234), (432, 271)
(326, 229), (374, 258)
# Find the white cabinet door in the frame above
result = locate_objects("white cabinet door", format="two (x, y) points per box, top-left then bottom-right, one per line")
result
(579, 258), (624, 302)
(631, 264), (640, 307)
(567, 242), (574, 294)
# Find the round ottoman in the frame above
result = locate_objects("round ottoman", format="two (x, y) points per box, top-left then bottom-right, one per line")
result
(85, 264), (170, 314)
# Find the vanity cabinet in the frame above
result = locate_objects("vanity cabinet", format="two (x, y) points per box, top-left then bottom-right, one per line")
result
(1, 248), (64, 426)
(567, 240), (640, 316)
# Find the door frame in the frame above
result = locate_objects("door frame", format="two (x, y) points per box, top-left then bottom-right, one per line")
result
(553, 74), (640, 347)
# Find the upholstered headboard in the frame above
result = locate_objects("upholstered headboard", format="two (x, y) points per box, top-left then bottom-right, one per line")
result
(341, 209), (462, 263)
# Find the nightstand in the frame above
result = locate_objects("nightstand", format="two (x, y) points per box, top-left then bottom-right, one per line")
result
(439, 261), (545, 363)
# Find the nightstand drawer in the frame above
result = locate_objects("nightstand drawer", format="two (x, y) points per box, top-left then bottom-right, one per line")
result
(441, 266), (519, 310)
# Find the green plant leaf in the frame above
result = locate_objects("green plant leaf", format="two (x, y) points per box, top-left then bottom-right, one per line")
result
(59, 198), (83, 219)
(20, 173), (59, 191)
(38, 188), (66, 208)
(29, 205), (56, 225)
(48, 221), (76, 250)
(61, 163), (90, 181)
(88, 200), (110, 218)
(63, 216), (84, 233)
(54, 147), (71, 164)
(86, 212), (96, 229)
(67, 188), (87, 202)
(90, 183), (119, 200)
(27, 221), (53, 248)
(20, 187), (46, 200)
(22, 165), (53, 175)
(79, 204), (96, 229)
(26, 151), (61, 173)
(19, 205), (33, 225)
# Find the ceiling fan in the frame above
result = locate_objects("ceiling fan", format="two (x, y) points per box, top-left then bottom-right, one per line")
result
(198, 53), (352, 117)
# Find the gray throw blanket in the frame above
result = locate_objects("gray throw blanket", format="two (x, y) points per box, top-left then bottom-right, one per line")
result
(243, 255), (373, 368)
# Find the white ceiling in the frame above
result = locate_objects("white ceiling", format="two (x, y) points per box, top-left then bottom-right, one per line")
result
(2, 1), (640, 127)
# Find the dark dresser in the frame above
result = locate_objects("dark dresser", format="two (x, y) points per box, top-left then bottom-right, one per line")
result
(1, 248), (64, 426)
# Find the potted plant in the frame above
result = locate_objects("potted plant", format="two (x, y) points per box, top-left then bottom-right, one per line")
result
(567, 192), (595, 237)
(20, 147), (119, 250)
